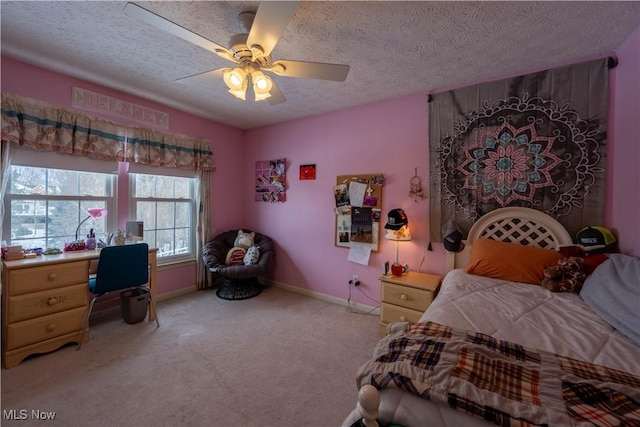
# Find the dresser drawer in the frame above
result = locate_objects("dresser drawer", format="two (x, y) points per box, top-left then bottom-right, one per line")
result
(8, 261), (89, 295)
(7, 284), (88, 323)
(5, 307), (87, 350)
(381, 282), (434, 312)
(380, 302), (424, 324)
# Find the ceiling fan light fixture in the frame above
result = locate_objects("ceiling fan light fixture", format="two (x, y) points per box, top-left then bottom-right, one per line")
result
(227, 87), (247, 101)
(252, 71), (273, 101)
(223, 67), (249, 100)
(223, 67), (247, 90)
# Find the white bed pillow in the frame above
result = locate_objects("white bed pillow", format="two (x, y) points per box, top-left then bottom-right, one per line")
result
(580, 254), (640, 345)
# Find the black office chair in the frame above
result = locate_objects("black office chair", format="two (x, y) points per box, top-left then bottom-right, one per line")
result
(78, 243), (159, 349)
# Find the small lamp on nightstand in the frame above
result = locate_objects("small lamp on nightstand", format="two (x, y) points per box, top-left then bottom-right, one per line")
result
(384, 208), (411, 276)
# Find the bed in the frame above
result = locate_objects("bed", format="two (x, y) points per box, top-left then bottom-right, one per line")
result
(342, 207), (640, 427)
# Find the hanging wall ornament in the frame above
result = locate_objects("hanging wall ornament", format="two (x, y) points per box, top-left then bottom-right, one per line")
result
(409, 168), (425, 202)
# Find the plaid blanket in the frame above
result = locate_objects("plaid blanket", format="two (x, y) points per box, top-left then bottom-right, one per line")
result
(356, 322), (640, 427)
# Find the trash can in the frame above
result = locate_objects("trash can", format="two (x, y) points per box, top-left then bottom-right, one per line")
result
(120, 288), (149, 324)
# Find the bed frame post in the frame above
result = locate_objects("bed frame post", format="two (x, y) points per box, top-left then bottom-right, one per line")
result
(357, 385), (380, 427)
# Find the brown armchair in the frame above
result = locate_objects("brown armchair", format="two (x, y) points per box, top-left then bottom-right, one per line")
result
(203, 229), (275, 300)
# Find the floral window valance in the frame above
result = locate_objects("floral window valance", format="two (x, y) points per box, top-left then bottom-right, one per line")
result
(429, 58), (609, 241)
(126, 126), (214, 171)
(1, 93), (215, 170)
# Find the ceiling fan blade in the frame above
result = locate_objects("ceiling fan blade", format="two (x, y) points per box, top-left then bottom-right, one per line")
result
(175, 68), (226, 84)
(266, 81), (286, 106)
(268, 60), (350, 82)
(124, 2), (235, 62)
(246, 1), (300, 58)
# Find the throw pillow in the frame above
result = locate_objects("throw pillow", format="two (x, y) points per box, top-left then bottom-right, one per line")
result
(466, 238), (562, 285)
(234, 230), (255, 250)
(243, 245), (261, 265)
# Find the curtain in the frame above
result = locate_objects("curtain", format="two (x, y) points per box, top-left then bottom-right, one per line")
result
(0, 141), (12, 287)
(126, 126), (214, 171)
(195, 169), (214, 289)
(429, 58), (609, 241)
(1, 93), (126, 160)
(2, 92), (217, 290)
(1, 93), (215, 171)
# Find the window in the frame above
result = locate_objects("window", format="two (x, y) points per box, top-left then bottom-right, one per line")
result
(5, 166), (114, 249)
(4, 149), (197, 265)
(131, 173), (195, 263)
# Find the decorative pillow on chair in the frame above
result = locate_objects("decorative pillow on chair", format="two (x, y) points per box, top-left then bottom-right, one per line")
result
(234, 230), (255, 250)
(244, 245), (260, 265)
(225, 247), (247, 265)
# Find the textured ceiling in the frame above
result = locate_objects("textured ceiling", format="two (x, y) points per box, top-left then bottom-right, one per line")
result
(2, 1), (639, 130)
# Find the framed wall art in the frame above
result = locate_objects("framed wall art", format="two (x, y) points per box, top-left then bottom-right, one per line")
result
(299, 164), (316, 180)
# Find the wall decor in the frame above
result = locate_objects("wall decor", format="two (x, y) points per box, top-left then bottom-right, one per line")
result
(429, 58), (609, 242)
(299, 164), (316, 180)
(72, 87), (169, 129)
(255, 158), (286, 202)
(334, 174), (384, 251)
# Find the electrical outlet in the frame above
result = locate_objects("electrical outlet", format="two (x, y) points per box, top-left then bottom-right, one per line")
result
(350, 275), (360, 286)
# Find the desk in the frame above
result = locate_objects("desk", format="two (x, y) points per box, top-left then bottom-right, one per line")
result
(1, 248), (157, 368)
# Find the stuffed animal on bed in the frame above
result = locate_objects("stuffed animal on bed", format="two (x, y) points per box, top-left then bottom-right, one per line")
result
(541, 256), (588, 293)
(225, 230), (256, 265)
(557, 244), (610, 275)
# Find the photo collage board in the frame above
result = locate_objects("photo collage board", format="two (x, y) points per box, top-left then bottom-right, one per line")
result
(255, 158), (286, 202)
(334, 174), (384, 251)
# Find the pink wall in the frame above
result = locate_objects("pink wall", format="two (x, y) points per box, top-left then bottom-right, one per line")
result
(245, 24), (640, 306)
(1, 57), (245, 295)
(610, 25), (640, 256)
(244, 96), (445, 305)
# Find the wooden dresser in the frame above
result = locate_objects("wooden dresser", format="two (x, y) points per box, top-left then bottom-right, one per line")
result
(378, 271), (442, 335)
(2, 255), (91, 368)
(2, 248), (158, 368)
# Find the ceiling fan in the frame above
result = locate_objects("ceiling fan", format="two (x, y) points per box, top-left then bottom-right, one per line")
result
(124, 1), (350, 105)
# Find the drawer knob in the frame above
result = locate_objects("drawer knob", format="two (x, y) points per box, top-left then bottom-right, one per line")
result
(48, 273), (58, 281)
(400, 293), (407, 300)
(47, 323), (56, 331)
(48, 298), (58, 306)
(400, 316), (406, 321)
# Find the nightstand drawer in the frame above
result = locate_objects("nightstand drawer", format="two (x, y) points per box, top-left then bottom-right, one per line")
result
(380, 302), (423, 324)
(8, 261), (90, 295)
(8, 284), (88, 323)
(381, 282), (434, 312)
(6, 307), (87, 350)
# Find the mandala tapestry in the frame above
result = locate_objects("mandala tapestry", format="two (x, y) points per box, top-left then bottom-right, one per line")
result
(429, 58), (609, 242)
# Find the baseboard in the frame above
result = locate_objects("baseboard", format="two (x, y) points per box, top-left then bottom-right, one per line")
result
(156, 285), (197, 302)
(93, 285), (197, 315)
(92, 282), (378, 317)
(267, 280), (380, 315)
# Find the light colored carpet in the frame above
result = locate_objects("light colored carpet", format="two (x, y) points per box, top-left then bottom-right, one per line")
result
(1, 286), (380, 427)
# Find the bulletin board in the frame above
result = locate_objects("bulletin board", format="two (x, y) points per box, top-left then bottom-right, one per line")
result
(334, 174), (385, 251)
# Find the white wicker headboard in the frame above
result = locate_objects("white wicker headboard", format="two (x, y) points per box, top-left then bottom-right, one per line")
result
(446, 207), (573, 272)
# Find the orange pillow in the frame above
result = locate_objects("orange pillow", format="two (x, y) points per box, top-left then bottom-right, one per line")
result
(466, 238), (562, 285)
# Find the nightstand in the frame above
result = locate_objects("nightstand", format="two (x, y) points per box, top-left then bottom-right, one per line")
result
(378, 271), (442, 335)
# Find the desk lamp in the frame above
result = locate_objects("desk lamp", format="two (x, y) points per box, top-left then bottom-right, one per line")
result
(384, 209), (411, 276)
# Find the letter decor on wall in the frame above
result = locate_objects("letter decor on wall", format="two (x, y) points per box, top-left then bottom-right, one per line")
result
(429, 58), (609, 243)
(72, 87), (169, 129)
(255, 158), (286, 202)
